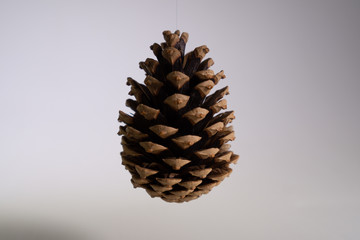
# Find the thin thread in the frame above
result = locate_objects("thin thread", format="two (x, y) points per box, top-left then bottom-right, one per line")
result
(176, 0), (178, 30)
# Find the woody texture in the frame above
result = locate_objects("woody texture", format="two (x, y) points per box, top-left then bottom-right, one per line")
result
(118, 30), (238, 203)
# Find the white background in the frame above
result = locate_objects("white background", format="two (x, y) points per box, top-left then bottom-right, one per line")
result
(1, 0), (359, 239)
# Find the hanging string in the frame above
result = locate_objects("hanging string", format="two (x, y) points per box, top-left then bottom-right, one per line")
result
(176, 0), (178, 30)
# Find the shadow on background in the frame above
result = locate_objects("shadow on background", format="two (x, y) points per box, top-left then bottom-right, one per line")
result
(0, 220), (93, 240)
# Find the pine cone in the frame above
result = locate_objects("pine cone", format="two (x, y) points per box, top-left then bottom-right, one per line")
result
(118, 30), (238, 203)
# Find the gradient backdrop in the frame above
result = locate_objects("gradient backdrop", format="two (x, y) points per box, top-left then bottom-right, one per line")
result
(1, 0), (359, 239)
